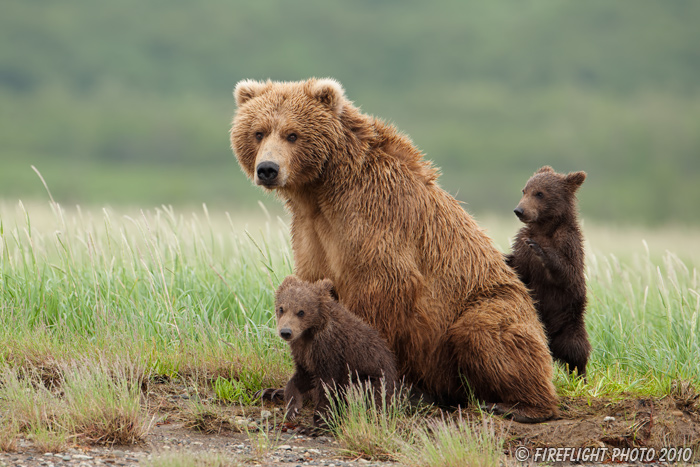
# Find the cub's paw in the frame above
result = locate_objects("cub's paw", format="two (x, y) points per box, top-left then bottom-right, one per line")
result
(308, 413), (331, 436)
(284, 404), (300, 421)
(503, 252), (514, 266)
(297, 424), (325, 436)
(254, 387), (285, 401)
(525, 238), (544, 257)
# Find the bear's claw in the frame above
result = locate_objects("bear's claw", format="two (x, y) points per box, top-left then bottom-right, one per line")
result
(254, 387), (285, 401)
(482, 402), (558, 424)
(525, 238), (544, 257)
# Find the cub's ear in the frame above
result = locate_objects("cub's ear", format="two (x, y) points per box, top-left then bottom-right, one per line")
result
(234, 79), (270, 107)
(536, 166), (555, 175)
(315, 278), (339, 301)
(277, 275), (301, 294)
(308, 78), (345, 114)
(565, 171), (587, 190)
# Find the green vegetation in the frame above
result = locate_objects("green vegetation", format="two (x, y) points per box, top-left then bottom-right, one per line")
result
(213, 376), (255, 405)
(399, 415), (505, 467)
(0, 201), (292, 382)
(324, 381), (418, 461)
(0, 361), (149, 451)
(1, 1), (699, 224)
(0, 202), (698, 461)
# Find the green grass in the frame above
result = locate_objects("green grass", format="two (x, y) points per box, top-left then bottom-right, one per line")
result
(0, 359), (151, 448)
(576, 247), (700, 395)
(321, 381), (505, 465)
(0, 200), (698, 455)
(399, 414), (505, 467)
(0, 201), (293, 383)
(323, 381), (419, 461)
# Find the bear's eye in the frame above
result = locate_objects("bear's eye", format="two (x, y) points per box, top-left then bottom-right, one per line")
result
(297, 310), (305, 317)
(255, 132), (264, 141)
(287, 133), (297, 143)
(535, 192), (544, 199)
(278, 306), (284, 314)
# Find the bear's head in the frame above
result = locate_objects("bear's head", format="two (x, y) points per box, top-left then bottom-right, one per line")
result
(514, 166), (586, 224)
(230, 78), (347, 191)
(274, 275), (338, 342)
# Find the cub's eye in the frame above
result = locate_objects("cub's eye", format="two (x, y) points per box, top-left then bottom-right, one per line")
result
(278, 306), (284, 314)
(535, 192), (544, 199)
(287, 133), (297, 142)
(255, 132), (264, 141)
(297, 310), (305, 317)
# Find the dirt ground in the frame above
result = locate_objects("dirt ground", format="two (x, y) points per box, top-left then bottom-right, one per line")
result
(2, 382), (699, 467)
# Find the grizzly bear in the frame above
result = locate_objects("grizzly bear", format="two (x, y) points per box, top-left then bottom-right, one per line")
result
(267, 275), (397, 427)
(506, 166), (591, 377)
(231, 78), (558, 422)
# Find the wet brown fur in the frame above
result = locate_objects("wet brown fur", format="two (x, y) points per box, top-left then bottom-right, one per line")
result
(231, 78), (558, 422)
(274, 275), (397, 426)
(506, 166), (591, 377)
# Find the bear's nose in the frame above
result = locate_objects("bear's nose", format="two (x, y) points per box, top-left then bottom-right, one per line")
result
(514, 207), (524, 218)
(257, 161), (279, 183)
(279, 328), (292, 340)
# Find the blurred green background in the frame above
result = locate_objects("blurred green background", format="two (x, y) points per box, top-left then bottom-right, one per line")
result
(1, 0), (699, 225)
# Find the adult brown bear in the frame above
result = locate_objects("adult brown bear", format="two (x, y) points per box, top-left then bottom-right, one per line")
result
(230, 78), (558, 422)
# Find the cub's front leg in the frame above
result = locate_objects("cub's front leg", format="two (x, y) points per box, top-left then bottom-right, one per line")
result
(311, 380), (334, 429)
(283, 367), (315, 420)
(525, 238), (545, 259)
(525, 238), (570, 287)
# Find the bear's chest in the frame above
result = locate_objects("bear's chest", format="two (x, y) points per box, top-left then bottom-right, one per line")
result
(290, 204), (350, 281)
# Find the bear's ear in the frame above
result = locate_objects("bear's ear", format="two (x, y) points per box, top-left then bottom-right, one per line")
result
(315, 278), (339, 301)
(536, 166), (555, 175)
(277, 275), (301, 294)
(565, 171), (587, 190)
(234, 79), (270, 107)
(308, 78), (345, 115)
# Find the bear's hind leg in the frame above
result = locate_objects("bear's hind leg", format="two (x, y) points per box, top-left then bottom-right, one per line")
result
(550, 325), (591, 378)
(447, 299), (559, 423)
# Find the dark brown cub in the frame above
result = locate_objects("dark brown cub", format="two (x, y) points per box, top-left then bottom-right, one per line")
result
(263, 275), (397, 428)
(506, 166), (591, 377)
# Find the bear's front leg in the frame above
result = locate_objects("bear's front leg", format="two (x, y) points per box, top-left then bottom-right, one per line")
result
(503, 252), (515, 267)
(289, 214), (332, 283)
(283, 367), (315, 420)
(525, 238), (545, 258)
(525, 238), (569, 286)
(311, 380), (335, 429)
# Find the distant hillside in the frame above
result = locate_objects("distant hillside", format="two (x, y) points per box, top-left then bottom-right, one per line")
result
(1, 0), (699, 224)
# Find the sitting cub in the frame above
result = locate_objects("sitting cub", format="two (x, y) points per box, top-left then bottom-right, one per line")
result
(265, 275), (397, 427)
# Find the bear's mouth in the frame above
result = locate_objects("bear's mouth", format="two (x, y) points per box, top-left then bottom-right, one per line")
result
(256, 178), (280, 189)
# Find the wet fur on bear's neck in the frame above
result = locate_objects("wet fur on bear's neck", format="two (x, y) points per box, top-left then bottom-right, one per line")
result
(284, 106), (440, 207)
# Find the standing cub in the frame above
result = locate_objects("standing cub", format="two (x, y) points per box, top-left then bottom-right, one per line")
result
(506, 166), (591, 377)
(268, 275), (397, 426)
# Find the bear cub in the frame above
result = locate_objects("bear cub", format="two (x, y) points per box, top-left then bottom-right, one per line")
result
(266, 275), (397, 427)
(506, 166), (591, 377)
